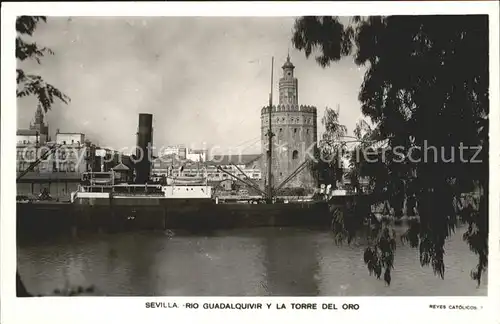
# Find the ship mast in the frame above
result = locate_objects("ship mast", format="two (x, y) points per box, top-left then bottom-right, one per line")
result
(267, 57), (274, 202)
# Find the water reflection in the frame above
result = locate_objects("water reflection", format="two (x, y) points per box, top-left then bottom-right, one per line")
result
(17, 226), (487, 296)
(261, 228), (320, 295)
(314, 229), (488, 296)
(153, 233), (267, 296)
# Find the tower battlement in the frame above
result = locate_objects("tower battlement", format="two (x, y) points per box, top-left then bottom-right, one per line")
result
(260, 104), (317, 115)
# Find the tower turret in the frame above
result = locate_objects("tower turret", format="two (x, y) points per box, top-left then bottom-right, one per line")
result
(278, 54), (299, 105)
(29, 104), (49, 138)
(34, 104), (44, 125)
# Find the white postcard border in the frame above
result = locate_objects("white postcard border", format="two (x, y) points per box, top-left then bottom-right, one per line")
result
(1, 2), (499, 324)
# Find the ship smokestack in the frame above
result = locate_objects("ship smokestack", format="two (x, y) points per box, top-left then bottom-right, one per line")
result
(135, 113), (153, 184)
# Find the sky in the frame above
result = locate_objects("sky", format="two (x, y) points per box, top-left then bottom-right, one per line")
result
(17, 17), (367, 154)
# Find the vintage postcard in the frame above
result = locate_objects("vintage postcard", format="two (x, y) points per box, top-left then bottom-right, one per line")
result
(1, 2), (499, 324)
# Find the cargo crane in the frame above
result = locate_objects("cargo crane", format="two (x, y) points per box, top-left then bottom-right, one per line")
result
(16, 143), (61, 182)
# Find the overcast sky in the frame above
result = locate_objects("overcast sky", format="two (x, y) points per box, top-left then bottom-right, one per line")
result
(17, 17), (367, 154)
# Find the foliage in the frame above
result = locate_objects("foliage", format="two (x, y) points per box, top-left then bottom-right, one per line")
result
(16, 15), (70, 112)
(346, 119), (383, 193)
(293, 15), (489, 285)
(309, 107), (347, 188)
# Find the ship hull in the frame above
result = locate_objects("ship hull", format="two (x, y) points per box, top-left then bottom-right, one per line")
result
(17, 198), (332, 241)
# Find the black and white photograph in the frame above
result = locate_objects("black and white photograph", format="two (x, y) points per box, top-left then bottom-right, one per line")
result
(2, 3), (498, 319)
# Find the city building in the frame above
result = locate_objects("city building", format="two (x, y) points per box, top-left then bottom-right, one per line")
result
(16, 104), (49, 145)
(260, 55), (318, 189)
(151, 154), (181, 176)
(151, 152), (262, 192)
(16, 107), (94, 200)
(53, 131), (89, 173)
(157, 145), (207, 162)
(186, 148), (207, 162)
(91, 148), (131, 172)
(55, 131), (85, 146)
(162, 146), (181, 156)
(15, 107), (120, 200)
(16, 104), (50, 173)
(16, 105), (52, 172)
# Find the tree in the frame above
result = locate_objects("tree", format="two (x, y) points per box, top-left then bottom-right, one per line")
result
(309, 107), (347, 188)
(16, 16), (71, 296)
(346, 118), (383, 193)
(17, 16), (70, 112)
(293, 16), (488, 285)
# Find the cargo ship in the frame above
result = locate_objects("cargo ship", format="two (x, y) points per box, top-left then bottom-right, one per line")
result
(17, 168), (332, 238)
(17, 57), (356, 239)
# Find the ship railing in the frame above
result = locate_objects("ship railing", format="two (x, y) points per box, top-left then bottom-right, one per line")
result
(111, 192), (165, 197)
(112, 184), (163, 195)
(167, 176), (209, 186)
(81, 185), (114, 193)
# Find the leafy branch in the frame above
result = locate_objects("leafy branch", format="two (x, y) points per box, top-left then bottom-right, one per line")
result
(16, 15), (70, 113)
(17, 70), (70, 112)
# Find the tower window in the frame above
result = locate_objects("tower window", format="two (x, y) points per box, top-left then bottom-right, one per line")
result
(294, 128), (297, 133)
(306, 129), (309, 134)
(292, 150), (299, 160)
(279, 128), (282, 133)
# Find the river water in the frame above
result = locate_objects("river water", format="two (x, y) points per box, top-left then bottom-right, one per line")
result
(17, 226), (487, 296)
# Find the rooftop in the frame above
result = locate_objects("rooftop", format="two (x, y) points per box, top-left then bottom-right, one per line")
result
(112, 162), (130, 171)
(17, 129), (39, 136)
(56, 132), (85, 135)
(189, 149), (207, 154)
(282, 54), (295, 69)
(207, 154), (263, 166)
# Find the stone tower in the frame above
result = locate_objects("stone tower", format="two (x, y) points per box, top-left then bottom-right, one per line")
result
(260, 55), (318, 190)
